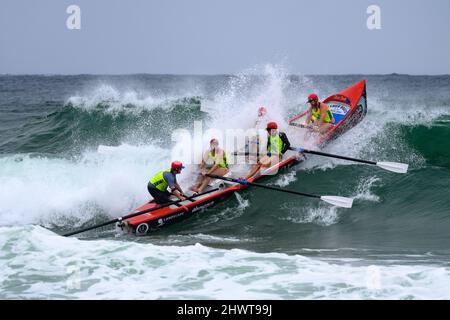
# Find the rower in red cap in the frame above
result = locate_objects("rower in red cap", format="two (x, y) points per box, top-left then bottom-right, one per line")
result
(245, 121), (291, 179)
(305, 93), (335, 134)
(148, 161), (186, 204)
(189, 138), (229, 194)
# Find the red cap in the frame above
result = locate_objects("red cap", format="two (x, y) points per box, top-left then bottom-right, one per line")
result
(171, 161), (184, 171)
(308, 93), (319, 103)
(266, 121), (278, 130)
(258, 106), (267, 116)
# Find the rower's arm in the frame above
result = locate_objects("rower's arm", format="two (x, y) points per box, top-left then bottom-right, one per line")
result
(215, 149), (224, 165)
(305, 108), (312, 124)
(319, 103), (329, 126)
(165, 173), (185, 199)
(206, 164), (219, 175)
(172, 189), (185, 200)
(200, 151), (208, 170)
(174, 182), (183, 194)
(280, 132), (291, 154)
(207, 150), (223, 174)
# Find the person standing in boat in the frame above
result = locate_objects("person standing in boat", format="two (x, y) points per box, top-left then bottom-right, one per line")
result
(148, 161), (186, 204)
(305, 93), (335, 134)
(245, 106), (269, 162)
(190, 138), (229, 193)
(245, 121), (291, 179)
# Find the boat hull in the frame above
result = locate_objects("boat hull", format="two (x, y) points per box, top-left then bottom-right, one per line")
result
(121, 155), (302, 235)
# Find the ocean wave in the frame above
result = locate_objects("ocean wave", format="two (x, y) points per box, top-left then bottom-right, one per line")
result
(279, 202), (340, 226)
(65, 84), (202, 114)
(0, 144), (170, 227)
(353, 176), (381, 202)
(2, 226), (450, 299)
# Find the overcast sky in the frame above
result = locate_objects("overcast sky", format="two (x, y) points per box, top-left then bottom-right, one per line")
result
(1, 0), (449, 75)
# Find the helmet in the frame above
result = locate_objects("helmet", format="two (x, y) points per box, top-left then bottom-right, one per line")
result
(307, 93), (319, 103)
(171, 161), (184, 171)
(258, 106), (267, 116)
(266, 121), (278, 130)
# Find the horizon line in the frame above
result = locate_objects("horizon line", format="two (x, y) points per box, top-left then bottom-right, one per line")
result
(1, 72), (450, 77)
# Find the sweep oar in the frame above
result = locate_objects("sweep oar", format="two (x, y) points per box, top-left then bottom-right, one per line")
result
(290, 147), (409, 174)
(206, 174), (353, 208)
(62, 188), (219, 237)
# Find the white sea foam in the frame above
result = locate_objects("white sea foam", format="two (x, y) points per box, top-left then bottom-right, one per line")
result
(354, 176), (381, 202)
(270, 171), (297, 187)
(281, 203), (340, 226)
(197, 193), (249, 227)
(0, 143), (174, 227)
(66, 84), (200, 114)
(1, 226), (450, 300)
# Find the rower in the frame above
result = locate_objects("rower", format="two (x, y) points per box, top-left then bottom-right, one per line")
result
(255, 106), (269, 129)
(246, 106), (269, 162)
(190, 138), (230, 193)
(148, 161), (186, 204)
(305, 93), (335, 134)
(245, 121), (291, 179)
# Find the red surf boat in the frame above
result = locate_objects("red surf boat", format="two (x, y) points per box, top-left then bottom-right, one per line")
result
(120, 80), (368, 235)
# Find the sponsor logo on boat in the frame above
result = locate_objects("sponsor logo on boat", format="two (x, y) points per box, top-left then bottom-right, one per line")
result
(330, 102), (350, 115)
(330, 95), (351, 105)
(192, 201), (215, 213)
(158, 212), (186, 226)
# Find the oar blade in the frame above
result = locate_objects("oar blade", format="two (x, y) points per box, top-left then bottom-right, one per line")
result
(376, 161), (409, 173)
(320, 196), (354, 208)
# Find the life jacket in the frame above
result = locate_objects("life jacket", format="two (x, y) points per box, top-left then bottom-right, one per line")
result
(149, 169), (173, 191)
(267, 134), (284, 156)
(311, 103), (333, 123)
(208, 150), (228, 169)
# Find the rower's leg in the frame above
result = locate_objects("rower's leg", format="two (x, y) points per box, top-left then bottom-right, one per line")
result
(255, 155), (282, 176)
(197, 176), (211, 193)
(245, 164), (260, 179)
(189, 174), (204, 192)
(198, 167), (230, 192)
(148, 188), (172, 204)
(213, 167), (229, 177)
(245, 155), (270, 179)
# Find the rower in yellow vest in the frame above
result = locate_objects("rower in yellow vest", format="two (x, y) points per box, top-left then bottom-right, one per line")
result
(190, 138), (229, 194)
(245, 121), (291, 179)
(305, 93), (335, 134)
(148, 161), (186, 204)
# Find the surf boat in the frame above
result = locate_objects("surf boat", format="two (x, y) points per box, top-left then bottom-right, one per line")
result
(119, 80), (368, 235)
